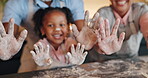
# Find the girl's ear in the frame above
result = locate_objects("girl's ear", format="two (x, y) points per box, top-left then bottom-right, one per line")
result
(40, 27), (45, 36)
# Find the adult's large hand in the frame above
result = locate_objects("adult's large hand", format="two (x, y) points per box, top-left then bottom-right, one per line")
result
(72, 11), (99, 50)
(96, 18), (125, 55)
(0, 18), (28, 60)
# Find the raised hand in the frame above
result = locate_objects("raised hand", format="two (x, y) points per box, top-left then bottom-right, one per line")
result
(30, 42), (52, 66)
(72, 11), (99, 50)
(66, 43), (88, 65)
(96, 18), (125, 55)
(0, 18), (27, 60)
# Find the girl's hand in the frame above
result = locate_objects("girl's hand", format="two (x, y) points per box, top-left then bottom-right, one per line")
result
(66, 43), (88, 65)
(30, 42), (52, 66)
(0, 18), (27, 60)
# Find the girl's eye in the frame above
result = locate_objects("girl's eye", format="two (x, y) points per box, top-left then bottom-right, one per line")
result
(60, 24), (65, 27)
(48, 24), (54, 27)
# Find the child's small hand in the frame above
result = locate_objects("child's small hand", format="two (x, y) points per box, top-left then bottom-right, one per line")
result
(66, 43), (88, 65)
(30, 42), (52, 66)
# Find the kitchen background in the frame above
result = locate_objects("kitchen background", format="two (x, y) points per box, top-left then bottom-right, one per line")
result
(0, 0), (148, 20)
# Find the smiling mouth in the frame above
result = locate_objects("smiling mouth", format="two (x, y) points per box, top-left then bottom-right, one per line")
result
(53, 34), (63, 39)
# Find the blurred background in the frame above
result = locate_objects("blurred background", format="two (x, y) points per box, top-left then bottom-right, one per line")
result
(0, 0), (7, 20)
(0, 0), (148, 20)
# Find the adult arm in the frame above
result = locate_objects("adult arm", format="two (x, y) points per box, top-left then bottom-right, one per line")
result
(71, 0), (84, 31)
(2, 0), (26, 36)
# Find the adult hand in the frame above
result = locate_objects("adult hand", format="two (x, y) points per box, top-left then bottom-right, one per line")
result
(66, 43), (88, 65)
(72, 11), (99, 50)
(0, 18), (27, 60)
(96, 18), (125, 55)
(30, 42), (52, 66)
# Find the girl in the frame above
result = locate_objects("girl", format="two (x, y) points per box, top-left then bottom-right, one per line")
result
(30, 7), (88, 71)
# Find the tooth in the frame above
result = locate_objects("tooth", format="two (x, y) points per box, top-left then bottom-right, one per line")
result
(118, 1), (126, 5)
(54, 35), (60, 37)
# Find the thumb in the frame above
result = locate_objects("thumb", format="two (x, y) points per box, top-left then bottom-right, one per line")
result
(30, 51), (36, 58)
(66, 52), (72, 59)
(17, 29), (28, 45)
(118, 32), (125, 45)
(83, 51), (88, 58)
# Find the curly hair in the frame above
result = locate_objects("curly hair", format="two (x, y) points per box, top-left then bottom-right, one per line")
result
(33, 7), (74, 38)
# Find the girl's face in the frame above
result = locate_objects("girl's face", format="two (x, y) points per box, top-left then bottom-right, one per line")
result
(41, 10), (69, 48)
(110, 0), (132, 17)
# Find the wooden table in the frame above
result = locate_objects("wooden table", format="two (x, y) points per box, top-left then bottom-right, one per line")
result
(0, 58), (148, 78)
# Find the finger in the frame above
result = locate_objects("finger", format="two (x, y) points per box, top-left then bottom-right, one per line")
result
(99, 18), (105, 39)
(8, 18), (14, 35)
(95, 29), (99, 35)
(71, 44), (75, 55)
(111, 18), (120, 35)
(97, 30), (102, 43)
(65, 53), (69, 61)
(17, 29), (28, 45)
(95, 29), (101, 43)
(66, 52), (72, 59)
(76, 43), (81, 53)
(30, 51), (36, 57)
(45, 45), (50, 54)
(105, 19), (110, 37)
(72, 24), (79, 37)
(89, 12), (99, 28)
(97, 36), (102, 43)
(82, 51), (88, 58)
(118, 32), (125, 45)
(84, 11), (89, 27)
(34, 44), (40, 54)
(0, 21), (6, 37)
(38, 42), (44, 52)
(93, 16), (101, 30)
(80, 44), (85, 54)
